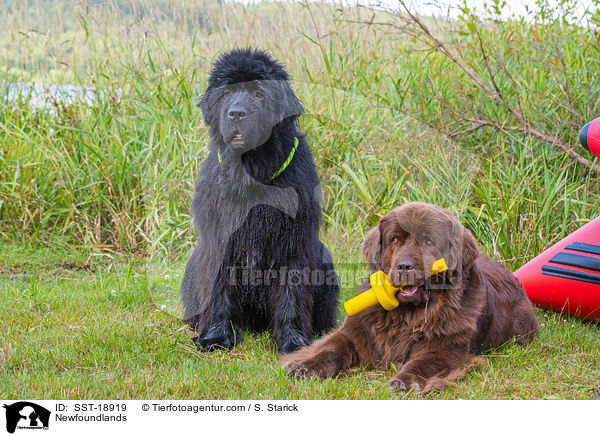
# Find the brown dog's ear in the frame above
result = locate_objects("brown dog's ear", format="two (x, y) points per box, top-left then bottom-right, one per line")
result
(461, 227), (480, 271)
(362, 226), (382, 272)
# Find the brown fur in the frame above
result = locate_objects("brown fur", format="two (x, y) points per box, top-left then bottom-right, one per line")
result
(281, 202), (538, 395)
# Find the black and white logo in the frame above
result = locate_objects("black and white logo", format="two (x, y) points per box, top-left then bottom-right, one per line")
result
(3, 402), (50, 434)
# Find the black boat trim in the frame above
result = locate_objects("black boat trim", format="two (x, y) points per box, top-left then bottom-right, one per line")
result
(565, 242), (600, 256)
(549, 252), (600, 272)
(542, 265), (600, 285)
(580, 121), (590, 151)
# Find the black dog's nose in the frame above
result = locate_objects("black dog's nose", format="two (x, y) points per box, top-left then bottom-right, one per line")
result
(397, 260), (416, 272)
(227, 105), (247, 120)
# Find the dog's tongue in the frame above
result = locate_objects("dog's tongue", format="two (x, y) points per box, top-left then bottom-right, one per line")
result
(400, 285), (419, 296)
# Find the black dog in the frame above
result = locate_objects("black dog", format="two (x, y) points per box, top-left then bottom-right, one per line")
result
(181, 49), (339, 354)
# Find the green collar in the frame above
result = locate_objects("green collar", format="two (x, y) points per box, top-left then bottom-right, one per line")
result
(217, 137), (299, 181)
(270, 137), (299, 180)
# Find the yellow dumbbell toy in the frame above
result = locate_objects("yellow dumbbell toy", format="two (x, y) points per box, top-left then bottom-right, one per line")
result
(343, 258), (448, 316)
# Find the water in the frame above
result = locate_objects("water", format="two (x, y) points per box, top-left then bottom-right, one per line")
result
(1, 82), (121, 111)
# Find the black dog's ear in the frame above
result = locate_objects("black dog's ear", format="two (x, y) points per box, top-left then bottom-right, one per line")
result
(278, 80), (304, 120)
(461, 227), (480, 271)
(362, 226), (382, 273)
(198, 88), (217, 126)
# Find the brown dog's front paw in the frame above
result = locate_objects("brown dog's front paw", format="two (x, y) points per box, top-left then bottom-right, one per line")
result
(284, 360), (319, 378)
(389, 377), (408, 392)
(285, 361), (311, 378)
(389, 374), (423, 395)
(284, 359), (337, 379)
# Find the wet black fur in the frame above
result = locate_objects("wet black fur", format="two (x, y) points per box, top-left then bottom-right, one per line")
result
(180, 49), (340, 354)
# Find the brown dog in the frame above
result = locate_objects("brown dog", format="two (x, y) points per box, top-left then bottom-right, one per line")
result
(281, 202), (538, 394)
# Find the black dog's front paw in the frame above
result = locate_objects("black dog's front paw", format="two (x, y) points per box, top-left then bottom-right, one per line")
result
(278, 331), (310, 354)
(192, 334), (234, 352)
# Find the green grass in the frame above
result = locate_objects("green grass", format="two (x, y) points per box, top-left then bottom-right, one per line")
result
(0, 245), (600, 399)
(1, 0), (600, 399)
(1, 242), (599, 399)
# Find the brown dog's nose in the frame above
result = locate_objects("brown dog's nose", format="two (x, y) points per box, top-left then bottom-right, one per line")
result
(397, 260), (416, 272)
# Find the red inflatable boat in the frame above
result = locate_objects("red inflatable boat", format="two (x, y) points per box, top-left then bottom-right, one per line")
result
(514, 118), (600, 321)
(514, 217), (600, 321)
